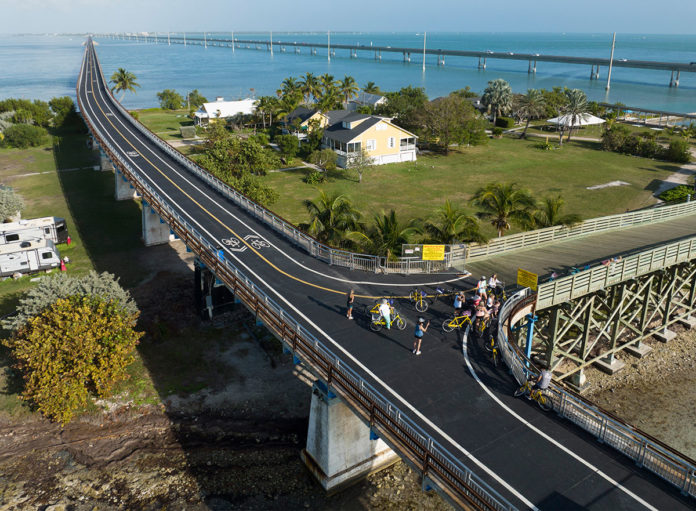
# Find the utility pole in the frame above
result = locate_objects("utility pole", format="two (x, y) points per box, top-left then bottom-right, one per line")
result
(606, 32), (616, 91)
(328, 31), (331, 62)
(422, 31), (427, 72)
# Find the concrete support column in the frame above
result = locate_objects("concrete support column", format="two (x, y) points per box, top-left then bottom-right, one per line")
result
(675, 71), (680, 87)
(670, 70), (674, 87)
(141, 199), (176, 246)
(100, 150), (114, 171)
(595, 64), (600, 79)
(533, 60), (537, 73)
(114, 168), (138, 201)
(302, 381), (398, 493)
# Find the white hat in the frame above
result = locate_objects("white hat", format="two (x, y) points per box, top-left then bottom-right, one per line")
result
(418, 317), (425, 323)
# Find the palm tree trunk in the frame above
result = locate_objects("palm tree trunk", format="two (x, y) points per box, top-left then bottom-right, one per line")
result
(521, 118), (531, 139)
(567, 121), (575, 142)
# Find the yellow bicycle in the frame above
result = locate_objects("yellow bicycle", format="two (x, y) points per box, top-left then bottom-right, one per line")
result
(442, 314), (472, 333)
(370, 308), (407, 331)
(514, 378), (552, 411)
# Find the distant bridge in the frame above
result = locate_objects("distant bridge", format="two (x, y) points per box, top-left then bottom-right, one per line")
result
(100, 32), (696, 88)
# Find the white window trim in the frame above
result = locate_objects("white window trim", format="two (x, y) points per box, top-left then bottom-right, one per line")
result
(388, 137), (395, 148)
(366, 139), (377, 151)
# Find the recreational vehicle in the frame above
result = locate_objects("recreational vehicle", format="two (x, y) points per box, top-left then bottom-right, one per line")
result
(0, 239), (62, 277)
(0, 217), (69, 245)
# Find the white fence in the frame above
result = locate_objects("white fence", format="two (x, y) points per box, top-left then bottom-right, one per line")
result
(467, 200), (696, 261)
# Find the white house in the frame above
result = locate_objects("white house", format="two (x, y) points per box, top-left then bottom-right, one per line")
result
(193, 97), (256, 126)
(347, 92), (387, 112)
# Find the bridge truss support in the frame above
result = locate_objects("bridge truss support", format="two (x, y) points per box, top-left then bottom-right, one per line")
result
(301, 380), (398, 493)
(524, 261), (696, 391)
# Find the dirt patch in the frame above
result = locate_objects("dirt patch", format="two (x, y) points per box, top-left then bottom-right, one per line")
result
(584, 328), (696, 459)
(0, 268), (451, 510)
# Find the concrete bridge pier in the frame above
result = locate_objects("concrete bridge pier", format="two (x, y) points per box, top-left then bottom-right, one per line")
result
(375, 50), (381, 60)
(675, 71), (680, 87)
(533, 59), (537, 73)
(312, 47), (317, 55)
(100, 150), (114, 171)
(482, 57), (487, 69)
(437, 54), (445, 66)
(114, 168), (139, 200)
(403, 51), (410, 62)
(141, 199), (177, 246)
(590, 65), (595, 80)
(301, 380), (398, 493)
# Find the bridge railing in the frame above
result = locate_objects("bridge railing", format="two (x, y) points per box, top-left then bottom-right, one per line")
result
(79, 44), (515, 511)
(536, 235), (696, 309)
(497, 290), (696, 500)
(466, 200), (696, 262)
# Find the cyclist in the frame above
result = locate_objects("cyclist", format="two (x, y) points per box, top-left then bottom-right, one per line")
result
(531, 369), (552, 397)
(412, 317), (430, 355)
(488, 274), (501, 297)
(453, 291), (463, 315)
(378, 298), (391, 330)
(477, 276), (488, 298)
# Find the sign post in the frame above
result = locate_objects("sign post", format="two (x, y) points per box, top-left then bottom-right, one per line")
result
(517, 268), (538, 291)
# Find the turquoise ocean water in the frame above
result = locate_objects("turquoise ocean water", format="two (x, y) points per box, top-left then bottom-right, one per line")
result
(1, 32), (695, 112)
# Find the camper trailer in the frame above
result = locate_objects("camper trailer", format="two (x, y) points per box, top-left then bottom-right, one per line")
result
(0, 239), (62, 277)
(0, 217), (69, 245)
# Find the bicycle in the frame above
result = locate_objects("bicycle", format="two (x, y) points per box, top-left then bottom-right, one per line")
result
(369, 308), (407, 331)
(484, 335), (499, 367)
(474, 315), (488, 338)
(442, 313), (472, 333)
(409, 287), (453, 313)
(513, 378), (552, 411)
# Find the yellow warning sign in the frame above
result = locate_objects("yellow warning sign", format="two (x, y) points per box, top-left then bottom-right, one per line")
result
(422, 245), (445, 261)
(517, 268), (539, 291)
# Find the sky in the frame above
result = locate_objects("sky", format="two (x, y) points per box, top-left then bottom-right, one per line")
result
(2, 0), (695, 34)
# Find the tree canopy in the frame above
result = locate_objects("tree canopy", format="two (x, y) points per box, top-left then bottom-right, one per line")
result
(157, 89), (184, 110)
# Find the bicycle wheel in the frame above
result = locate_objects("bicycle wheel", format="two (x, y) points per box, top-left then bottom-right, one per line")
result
(537, 393), (552, 411)
(513, 385), (528, 398)
(395, 317), (406, 330)
(415, 299), (428, 313)
(369, 320), (382, 332)
(408, 289), (418, 303)
(442, 319), (455, 333)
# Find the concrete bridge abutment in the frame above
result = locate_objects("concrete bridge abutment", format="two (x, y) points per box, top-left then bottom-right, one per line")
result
(114, 168), (139, 201)
(301, 380), (398, 493)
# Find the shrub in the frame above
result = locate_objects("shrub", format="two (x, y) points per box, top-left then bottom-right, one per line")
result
(309, 149), (337, 171)
(275, 134), (299, 158)
(180, 126), (196, 139)
(0, 186), (24, 222)
(304, 170), (327, 184)
(3, 296), (142, 424)
(638, 139), (661, 159)
(4, 271), (138, 332)
(664, 139), (691, 164)
(492, 127), (504, 137)
(157, 89), (184, 110)
(495, 116), (515, 129)
(659, 185), (694, 203)
(48, 96), (76, 127)
(3, 124), (47, 148)
(130, 111), (140, 120)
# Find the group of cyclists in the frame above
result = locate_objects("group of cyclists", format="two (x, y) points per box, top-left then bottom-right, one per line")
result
(345, 274), (553, 404)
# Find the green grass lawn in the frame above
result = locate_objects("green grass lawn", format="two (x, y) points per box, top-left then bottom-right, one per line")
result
(263, 137), (679, 237)
(135, 108), (194, 140)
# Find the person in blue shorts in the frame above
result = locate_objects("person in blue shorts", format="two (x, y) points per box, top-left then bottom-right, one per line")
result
(412, 317), (430, 355)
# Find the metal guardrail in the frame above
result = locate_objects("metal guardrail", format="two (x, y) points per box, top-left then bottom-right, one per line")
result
(497, 290), (696, 500)
(536, 235), (696, 309)
(466, 201), (696, 261)
(80, 42), (515, 511)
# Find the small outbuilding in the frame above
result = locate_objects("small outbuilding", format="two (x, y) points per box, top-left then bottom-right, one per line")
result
(194, 97), (256, 126)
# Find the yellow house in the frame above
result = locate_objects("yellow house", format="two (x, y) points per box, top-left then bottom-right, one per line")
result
(284, 107), (329, 132)
(321, 112), (417, 168)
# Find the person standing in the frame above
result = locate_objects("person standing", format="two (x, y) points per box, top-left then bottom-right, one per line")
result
(453, 291), (464, 315)
(346, 289), (355, 320)
(477, 276), (488, 299)
(378, 298), (391, 329)
(412, 318), (430, 355)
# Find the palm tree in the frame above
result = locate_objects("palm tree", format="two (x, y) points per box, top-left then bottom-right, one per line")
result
(481, 79), (512, 125)
(316, 73), (338, 110)
(338, 75), (359, 106)
(471, 182), (536, 237)
(514, 89), (546, 139)
(424, 200), (486, 244)
(350, 210), (419, 259)
(561, 88), (588, 144)
(277, 77), (301, 100)
(299, 191), (363, 246)
(254, 96), (272, 129)
(109, 68), (140, 101)
(531, 196), (582, 229)
(299, 72), (320, 104)
(363, 81), (381, 94)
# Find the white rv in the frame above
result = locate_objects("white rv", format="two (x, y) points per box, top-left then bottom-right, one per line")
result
(0, 239), (62, 277)
(0, 217), (69, 245)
